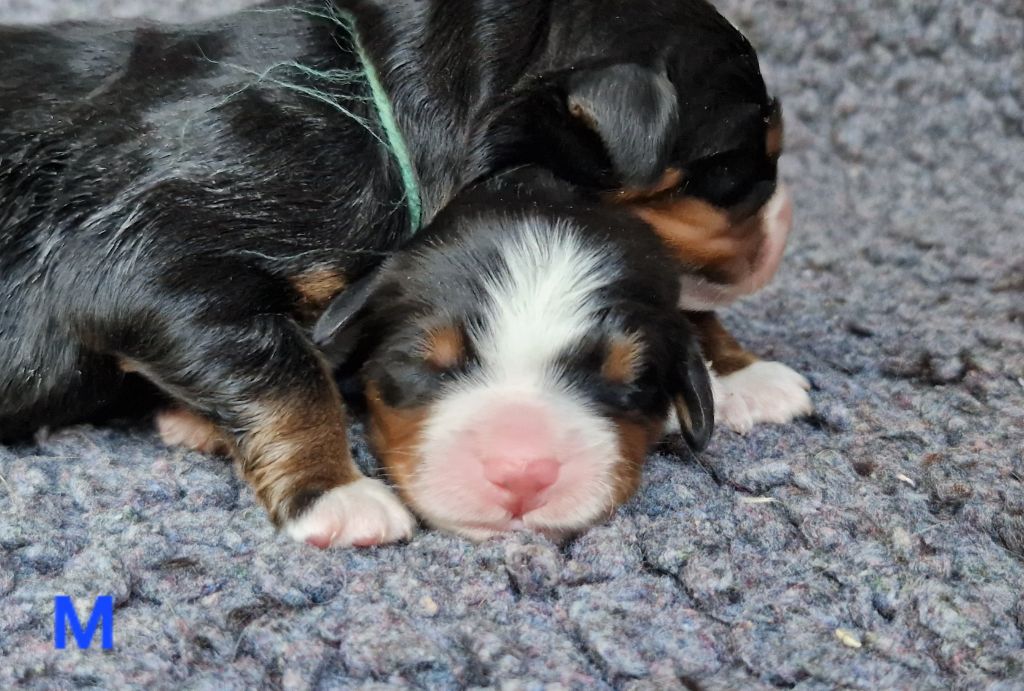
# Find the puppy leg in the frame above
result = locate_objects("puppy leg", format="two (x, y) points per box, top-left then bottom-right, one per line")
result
(686, 311), (812, 434)
(122, 305), (415, 548)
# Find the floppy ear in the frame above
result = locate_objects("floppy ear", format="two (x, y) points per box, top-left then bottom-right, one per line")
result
(672, 341), (715, 451)
(313, 270), (382, 366)
(566, 63), (680, 188)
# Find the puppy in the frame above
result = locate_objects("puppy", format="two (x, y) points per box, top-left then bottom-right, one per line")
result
(1, 0), (794, 545)
(506, 2), (810, 428)
(312, 173), (714, 542)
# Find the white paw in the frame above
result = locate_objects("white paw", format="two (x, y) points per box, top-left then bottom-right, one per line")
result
(284, 478), (417, 548)
(157, 408), (227, 455)
(714, 361), (813, 434)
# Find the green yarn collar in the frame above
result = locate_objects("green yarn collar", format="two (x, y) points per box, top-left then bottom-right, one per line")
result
(338, 8), (423, 233)
(248, 4), (423, 234)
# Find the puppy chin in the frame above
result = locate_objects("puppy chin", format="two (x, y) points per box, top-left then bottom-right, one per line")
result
(679, 183), (793, 310)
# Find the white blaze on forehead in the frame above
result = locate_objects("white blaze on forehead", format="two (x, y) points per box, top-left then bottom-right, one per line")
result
(471, 218), (619, 386)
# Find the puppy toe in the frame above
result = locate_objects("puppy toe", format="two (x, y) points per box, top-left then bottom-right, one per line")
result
(156, 408), (227, 455)
(284, 478), (417, 548)
(717, 393), (756, 434)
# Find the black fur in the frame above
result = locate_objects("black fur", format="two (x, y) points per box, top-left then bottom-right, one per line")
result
(0, 0), (768, 527)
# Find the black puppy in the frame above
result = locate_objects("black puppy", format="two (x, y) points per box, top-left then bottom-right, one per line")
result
(1, 0), (780, 545)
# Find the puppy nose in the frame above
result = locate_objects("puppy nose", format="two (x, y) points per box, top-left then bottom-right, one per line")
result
(484, 457), (560, 515)
(471, 402), (561, 515)
(485, 457), (559, 495)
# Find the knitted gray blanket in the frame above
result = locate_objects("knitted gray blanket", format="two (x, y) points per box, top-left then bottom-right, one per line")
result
(1, 1), (1022, 688)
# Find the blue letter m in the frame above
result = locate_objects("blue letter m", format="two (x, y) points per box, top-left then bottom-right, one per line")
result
(54, 596), (113, 650)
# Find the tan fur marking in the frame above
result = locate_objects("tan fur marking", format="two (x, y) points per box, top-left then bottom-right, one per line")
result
(686, 311), (759, 375)
(569, 99), (598, 131)
(237, 389), (358, 524)
(365, 382), (429, 505)
(766, 110), (785, 159)
(674, 398), (694, 438)
(611, 418), (664, 505)
(292, 268), (347, 312)
(631, 198), (766, 284)
(608, 168), (685, 203)
(422, 326), (466, 371)
(602, 333), (644, 385)
(117, 357), (141, 374)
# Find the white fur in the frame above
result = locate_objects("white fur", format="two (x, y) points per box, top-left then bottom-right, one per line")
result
(284, 478), (417, 548)
(411, 220), (624, 539)
(713, 361), (812, 434)
(473, 219), (619, 386)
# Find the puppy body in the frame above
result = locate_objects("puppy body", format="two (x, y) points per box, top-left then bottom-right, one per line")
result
(1, 8), (406, 433)
(1, 0), (786, 543)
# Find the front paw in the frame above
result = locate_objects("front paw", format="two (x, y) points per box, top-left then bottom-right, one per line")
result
(714, 361), (813, 434)
(284, 478), (417, 548)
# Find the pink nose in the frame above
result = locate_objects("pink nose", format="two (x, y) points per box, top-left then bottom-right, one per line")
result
(468, 402), (562, 516)
(484, 457), (560, 516)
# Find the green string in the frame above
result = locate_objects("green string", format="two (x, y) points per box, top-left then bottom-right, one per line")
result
(245, 4), (423, 235)
(336, 9), (423, 234)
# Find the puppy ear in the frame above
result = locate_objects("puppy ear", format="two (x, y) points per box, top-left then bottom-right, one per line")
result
(313, 270), (382, 365)
(672, 342), (715, 451)
(566, 64), (679, 187)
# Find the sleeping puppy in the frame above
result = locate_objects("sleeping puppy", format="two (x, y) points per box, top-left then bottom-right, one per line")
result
(312, 174), (714, 542)
(507, 2), (810, 430)
(1, 0), (792, 545)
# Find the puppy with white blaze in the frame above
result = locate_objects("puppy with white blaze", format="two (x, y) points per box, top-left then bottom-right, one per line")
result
(314, 176), (715, 543)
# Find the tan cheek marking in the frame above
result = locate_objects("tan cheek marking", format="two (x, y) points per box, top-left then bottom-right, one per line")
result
(686, 311), (759, 376)
(610, 418), (664, 505)
(422, 325), (465, 371)
(632, 198), (737, 263)
(602, 334), (644, 385)
(365, 382), (429, 503)
(631, 199), (767, 284)
(291, 268), (347, 313)
(606, 168), (685, 203)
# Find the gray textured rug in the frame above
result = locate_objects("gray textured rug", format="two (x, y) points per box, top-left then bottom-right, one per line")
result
(1, 1), (1022, 688)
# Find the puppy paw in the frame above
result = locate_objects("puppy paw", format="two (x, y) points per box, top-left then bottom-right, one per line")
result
(157, 408), (228, 455)
(714, 361), (813, 434)
(284, 478), (417, 548)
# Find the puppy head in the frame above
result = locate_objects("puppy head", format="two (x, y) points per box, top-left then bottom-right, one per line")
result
(316, 204), (713, 541)
(505, 0), (792, 309)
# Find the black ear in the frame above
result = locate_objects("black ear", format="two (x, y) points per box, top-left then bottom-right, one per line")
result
(567, 64), (680, 187)
(672, 342), (715, 451)
(313, 270), (382, 366)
